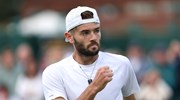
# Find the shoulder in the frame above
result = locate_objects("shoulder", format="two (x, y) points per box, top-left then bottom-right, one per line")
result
(42, 56), (73, 76)
(100, 51), (130, 63)
(99, 51), (132, 71)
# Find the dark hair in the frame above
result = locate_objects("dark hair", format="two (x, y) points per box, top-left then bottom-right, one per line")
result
(81, 10), (94, 19)
(69, 10), (94, 33)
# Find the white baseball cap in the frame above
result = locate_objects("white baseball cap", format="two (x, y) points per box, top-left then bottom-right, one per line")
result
(65, 6), (100, 32)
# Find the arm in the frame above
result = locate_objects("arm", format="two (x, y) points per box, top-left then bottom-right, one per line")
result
(124, 94), (136, 100)
(53, 97), (65, 100)
(122, 57), (140, 100)
(52, 84), (98, 100)
(46, 66), (113, 100)
(77, 66), (113, 100)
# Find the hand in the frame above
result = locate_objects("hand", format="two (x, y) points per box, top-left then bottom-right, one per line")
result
(77, 66), (113, 100)
(91, 66), (113, 92)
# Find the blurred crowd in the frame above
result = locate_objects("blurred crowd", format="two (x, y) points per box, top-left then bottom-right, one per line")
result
(126, 39), (180, 100)
(0, 43), (43, 100)
(0, 38), (179, 100)
(0, 0), (179, 100)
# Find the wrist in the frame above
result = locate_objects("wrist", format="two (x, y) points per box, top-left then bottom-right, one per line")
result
(89, 84), (98, 95)
(77, 84), (98, 100)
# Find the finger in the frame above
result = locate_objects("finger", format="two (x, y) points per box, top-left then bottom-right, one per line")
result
(102, 66), (109, 70)
(105, 70), (113, 77)
(97, 66), (109, 73)
(108, 69), (113, 73)
(104, 69), (113, 74)
(105, 75), (113, 82)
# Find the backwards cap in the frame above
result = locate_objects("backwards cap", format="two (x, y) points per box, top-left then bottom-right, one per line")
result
(65, 6), (100, 32)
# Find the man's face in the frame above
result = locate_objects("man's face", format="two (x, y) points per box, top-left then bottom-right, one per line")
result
(72, 23), (101, 56)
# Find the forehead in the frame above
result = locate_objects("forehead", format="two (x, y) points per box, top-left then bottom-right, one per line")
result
(75, 23), (100, 31)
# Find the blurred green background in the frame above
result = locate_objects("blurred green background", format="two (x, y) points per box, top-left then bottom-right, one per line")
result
(0, 0), (180, 100)
(0, 0), (179, 54)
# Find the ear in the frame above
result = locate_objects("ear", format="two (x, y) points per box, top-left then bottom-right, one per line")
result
(64, 32), (73, 43)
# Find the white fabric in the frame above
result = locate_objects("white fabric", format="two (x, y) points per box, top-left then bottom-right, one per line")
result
(42, 51), (140, 100)
(65, 6), (100, 32)
(136, 79), (172, 100)
(15, 74), (44, 100)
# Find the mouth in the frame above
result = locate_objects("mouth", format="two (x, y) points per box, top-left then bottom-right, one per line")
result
(88, 42), (99, 48)
(88, 42), (99, 51)
(91, 45), (98, 50)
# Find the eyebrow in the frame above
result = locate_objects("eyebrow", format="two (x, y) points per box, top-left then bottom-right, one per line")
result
(95, 27), (100, 30)
(80, 26), (100, 32)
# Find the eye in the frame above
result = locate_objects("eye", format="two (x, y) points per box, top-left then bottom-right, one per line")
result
(81, 30), (90, 36)
(94, 28), (100, 33)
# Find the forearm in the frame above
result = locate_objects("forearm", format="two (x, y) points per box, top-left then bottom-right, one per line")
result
(77, 66), (113, 100)
(53, 87), (97, 100)
(53, 66), (112, 100)
(124, 94), (136, 100)
(53, 97), (65, 100)
(77, 84), (98, 100)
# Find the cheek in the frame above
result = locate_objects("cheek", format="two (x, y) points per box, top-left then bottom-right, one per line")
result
(96, 33), (101, 41)
(97, 34), (101, 43)
(83, 41), (89, 48)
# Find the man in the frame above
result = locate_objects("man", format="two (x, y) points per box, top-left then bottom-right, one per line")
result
(42, 6), (140, 100)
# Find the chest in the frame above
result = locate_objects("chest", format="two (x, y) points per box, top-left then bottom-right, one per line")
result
(61, 64), (127, 100)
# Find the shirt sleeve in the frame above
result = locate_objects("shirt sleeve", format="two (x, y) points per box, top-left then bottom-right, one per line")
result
(42, 65), (67, 100)
(122, 58), (140, 97)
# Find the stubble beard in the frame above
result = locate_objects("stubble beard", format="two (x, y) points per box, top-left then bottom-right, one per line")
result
(74, 38), (100, 57)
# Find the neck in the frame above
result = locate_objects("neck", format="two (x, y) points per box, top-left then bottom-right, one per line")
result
(73, 52), (99, 65)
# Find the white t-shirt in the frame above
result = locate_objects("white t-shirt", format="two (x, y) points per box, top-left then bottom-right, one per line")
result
(42, 51), (140, 100)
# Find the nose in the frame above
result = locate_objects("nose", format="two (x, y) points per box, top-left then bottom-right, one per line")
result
(90, 32), (98, 40)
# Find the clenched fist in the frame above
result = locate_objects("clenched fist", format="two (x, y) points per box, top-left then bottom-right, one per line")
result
(91, 66), (113, 92)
